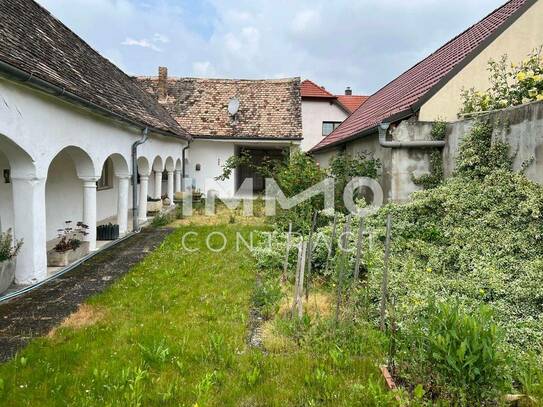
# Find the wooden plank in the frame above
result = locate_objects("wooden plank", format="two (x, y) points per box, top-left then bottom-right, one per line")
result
(353, 216), (364, 281)
(380, 213), (392, 332)
(282, 222), (292, 283)
(305, 211), (318, 300)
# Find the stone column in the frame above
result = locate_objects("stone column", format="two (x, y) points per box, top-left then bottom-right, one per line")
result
(174, 169), (182, 193)
(11, 176), (47, 284)
(138, 175), (149, 224)
(167, 171), (175, 206)
(117, 175), (130, 235)
(154, 170), (162, 199)
(81, 178), (98, 251)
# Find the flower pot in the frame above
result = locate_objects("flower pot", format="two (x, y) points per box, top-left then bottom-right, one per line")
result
(147, 200), (163, 214)
(47, 241), (90, 267)
(0, 259), (16, 294)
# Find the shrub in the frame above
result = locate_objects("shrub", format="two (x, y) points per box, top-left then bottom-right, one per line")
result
(460, 47), (543, 116)
(151, 212), (173, 227)
(328, 152), (381, 211)
(253, 278), (283, 319)
(53, 221), (89, 253)
(0, 229), (23, 262)
(397, 301), (507, 403)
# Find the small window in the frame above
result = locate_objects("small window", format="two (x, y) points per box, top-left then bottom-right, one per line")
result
(322, 121), (342, 136)
(195, 163), (201, 171)
(97, 158), (113, 190)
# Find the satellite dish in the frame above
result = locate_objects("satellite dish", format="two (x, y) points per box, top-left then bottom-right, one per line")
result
(228, 97), (240, 116)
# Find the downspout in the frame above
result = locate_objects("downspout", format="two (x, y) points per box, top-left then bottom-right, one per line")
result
(132, 128), (149, 232)
(378, 122), (445, 148)
(182, 142), (190, 186)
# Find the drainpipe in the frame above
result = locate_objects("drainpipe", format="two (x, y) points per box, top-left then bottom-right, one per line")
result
(378, 122), (446, 148)
(182, 142), (190, 186)
(132, 128), (149, 232)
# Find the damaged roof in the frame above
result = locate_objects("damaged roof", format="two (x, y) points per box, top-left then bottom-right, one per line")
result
(312, 0), (535, 152)
(137, 73), (302, 139)
(0, 0), (189, 139)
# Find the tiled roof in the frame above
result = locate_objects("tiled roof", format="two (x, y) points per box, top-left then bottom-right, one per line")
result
(337, 95), (368, 113)
(0, 0), (189, 139)
(312, 0), (534, 152)
(301, 80), (335, 98)
(138, 74), (302, 139)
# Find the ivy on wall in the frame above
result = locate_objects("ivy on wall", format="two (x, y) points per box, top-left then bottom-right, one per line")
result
(411, 120), (446, 190)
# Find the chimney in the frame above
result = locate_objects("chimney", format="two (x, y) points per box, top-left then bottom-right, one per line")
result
(158, 66), (168, 100)
(345, 87), (352, 96)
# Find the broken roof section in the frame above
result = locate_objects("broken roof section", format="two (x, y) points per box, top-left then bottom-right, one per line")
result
(312, 0), (535, 152)
(138, 69), (302, 139)
(0, 0), (189, 139)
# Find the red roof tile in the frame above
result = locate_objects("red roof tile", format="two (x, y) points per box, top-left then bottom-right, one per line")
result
(301, 79), (335, 98)
(337, 95), (368, 113)
(312, 0), (535, 152)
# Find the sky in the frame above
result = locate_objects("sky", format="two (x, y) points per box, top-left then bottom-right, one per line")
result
(37, 0), (506, 96)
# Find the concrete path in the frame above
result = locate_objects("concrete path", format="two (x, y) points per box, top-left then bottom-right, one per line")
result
(0, 227), (173, 362)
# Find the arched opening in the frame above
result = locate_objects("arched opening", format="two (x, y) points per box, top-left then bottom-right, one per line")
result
(0, 133), (45, 286)
(95, 154), (131, 240)
(150, 156), (164, 200)
(45, 146), (96, 267)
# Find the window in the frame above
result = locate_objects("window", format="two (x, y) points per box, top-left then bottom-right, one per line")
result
(97, 158), (113, 190)
(322, 121), (342, 136)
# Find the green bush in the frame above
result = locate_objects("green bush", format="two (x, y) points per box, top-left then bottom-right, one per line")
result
(151, 212), (174, 227)
(0, 229), (23, 262)
(252, 278), (283, 319)
(460, 47), (543, 116)
(397, 301), (507, 403)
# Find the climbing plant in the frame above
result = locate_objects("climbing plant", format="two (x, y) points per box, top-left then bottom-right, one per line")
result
(411, 120), (446, 189)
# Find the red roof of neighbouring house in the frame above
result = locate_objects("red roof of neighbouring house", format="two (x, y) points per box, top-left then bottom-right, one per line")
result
(311, 0), (535, 152)
(337, 95), (368, 113)
(301, 79), (335, 98)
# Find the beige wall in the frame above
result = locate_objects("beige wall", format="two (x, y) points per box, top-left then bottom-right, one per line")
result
(419, 0), (543, 122)
(301, 99), (348, 151)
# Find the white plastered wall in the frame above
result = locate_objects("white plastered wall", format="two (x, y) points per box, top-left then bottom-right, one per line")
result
(0, 77), (187, 283)
(301, 100), (348, 151)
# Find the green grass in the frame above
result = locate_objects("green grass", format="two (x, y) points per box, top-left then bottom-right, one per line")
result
(0, 224), (390, 406)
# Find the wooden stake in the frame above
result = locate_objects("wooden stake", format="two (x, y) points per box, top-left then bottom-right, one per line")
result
(282, 222), (292, 283)
(305, 211), (318, 301)
(297, 241), (307, 318)
(353, 216), (364, 282)
(323, 214), (337, 276)
(335, 215), (351, 324)
(291, 241), (303, 319)
(380, 213), (392, 332)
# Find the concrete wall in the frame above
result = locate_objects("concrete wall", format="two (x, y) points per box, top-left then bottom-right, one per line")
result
(419, 0), (543, 122)
(444, 100), (543, 184)
(301, 99), (348, 151)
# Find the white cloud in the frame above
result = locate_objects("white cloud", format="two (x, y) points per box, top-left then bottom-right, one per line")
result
(193, 61), (215, 77)
(153, 33), (170, 44)
(37, 0), (507, 95)
(122, 37), (163, 52)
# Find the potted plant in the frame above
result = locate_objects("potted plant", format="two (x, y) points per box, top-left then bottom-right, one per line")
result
(47, 221), (90, 267)
(0, 229), (23, 294)
(147, 195), (163, 214)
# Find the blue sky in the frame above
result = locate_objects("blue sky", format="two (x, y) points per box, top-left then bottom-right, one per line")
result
(37, 0), (505, 95)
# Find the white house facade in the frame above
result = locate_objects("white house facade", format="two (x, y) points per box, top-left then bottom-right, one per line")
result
(138, 70), (303, 198)
(0, 0), (190, 288)
(300, 80), (367, 152)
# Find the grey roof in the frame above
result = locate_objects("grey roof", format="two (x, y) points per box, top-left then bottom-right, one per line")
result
(0, 0), (189, 139)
